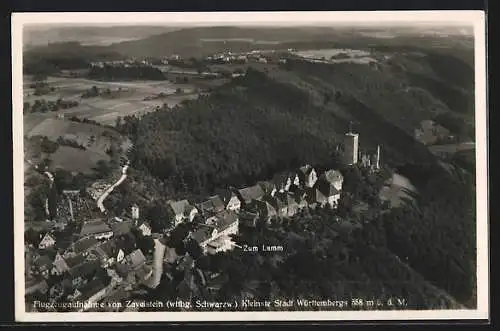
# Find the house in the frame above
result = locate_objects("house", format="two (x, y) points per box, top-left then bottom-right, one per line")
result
(52, 252), (86, 275)
(138, 221), (152, 236)
(168, 200), (199, 225)
(285, 193), (299, 217)
(271, 172), (294, 193)
(38, 233), (56, 250)
(216, 189), (241, 212)
(257, 181), (277, 197)
(315, 179), (341, 209)
(80, 220), (113, 240)
(266, 194), (288, 217)
(72, 278), (111, 311)
(197, 195), (225, 215)
(110, 220), (133, 237)
(116, 249), (152, 285)
(25, 278), (49, 296)
(293, 189), (309, 210)
(116, 249), (125, 263)
(72, 237), (99, 256)
(66, 260), (101, 289)
(255, 200), (278, 223)
(321, 169), (344, 191)
(191, 211), (239, 254)
(305, 187), (328, 209)
(32, 255), (53, 278)
(239, 211), (260, 228)
(237, 185), (265, 205)
(91, 240), (118, 268)
(298, 164), (318, 188)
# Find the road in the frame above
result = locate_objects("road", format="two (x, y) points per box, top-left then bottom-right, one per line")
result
(144, 238), (166, 289)
(96, 162), (129, 213)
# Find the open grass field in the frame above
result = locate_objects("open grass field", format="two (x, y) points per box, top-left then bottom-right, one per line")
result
(23, 75), (201, 125)
(50, 146), (109, 174)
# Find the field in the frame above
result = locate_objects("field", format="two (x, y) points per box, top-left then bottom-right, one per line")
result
(24, 115), (121, 173)
(50, 146), (110, 174)
(293, 48), (378, 64)
(23, 75), (201, 125)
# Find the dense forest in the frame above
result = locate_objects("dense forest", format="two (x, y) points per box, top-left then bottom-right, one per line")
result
(118, 68), (444, 197)
(88, 65), (166, 81)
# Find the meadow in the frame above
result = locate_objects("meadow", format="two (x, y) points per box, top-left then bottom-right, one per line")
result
(23, 75), (200, 125)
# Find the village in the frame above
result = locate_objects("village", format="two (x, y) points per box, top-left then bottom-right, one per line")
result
(24, 128), (382, 312)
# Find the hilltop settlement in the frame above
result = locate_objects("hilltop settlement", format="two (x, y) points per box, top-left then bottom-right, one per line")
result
(25, 127), (383, 312)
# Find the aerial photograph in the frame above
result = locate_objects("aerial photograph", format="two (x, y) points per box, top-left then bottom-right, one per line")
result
(18, 13), (481, 317)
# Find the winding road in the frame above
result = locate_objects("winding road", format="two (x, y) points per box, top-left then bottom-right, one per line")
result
(144, 238), (166, 289)
(96, 161), (130, 213)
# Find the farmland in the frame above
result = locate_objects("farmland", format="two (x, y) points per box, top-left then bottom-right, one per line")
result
(23, 75), (201, 125)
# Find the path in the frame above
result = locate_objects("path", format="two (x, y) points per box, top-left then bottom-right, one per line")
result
(96, 161), (129, 213)
(144, 238), (166, 289)
(44, 171), (54, 218)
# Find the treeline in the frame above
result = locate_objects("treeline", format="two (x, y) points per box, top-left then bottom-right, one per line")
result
(88, 65), (166, 81)
(23, 43), (122, 76)
(24, 99), (79, 114)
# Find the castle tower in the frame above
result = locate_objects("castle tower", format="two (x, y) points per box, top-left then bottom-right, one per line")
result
(375, 145), (381, 170)
(131, 204), (139, 221)
(343, 124), (359, 166)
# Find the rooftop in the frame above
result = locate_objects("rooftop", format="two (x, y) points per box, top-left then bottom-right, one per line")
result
(168, 200), (190, 216)
(73, 237), (99, 254)
(110, 220), (133, 237)
(238, 185), (265, 203)
(80, 220), (112, 237)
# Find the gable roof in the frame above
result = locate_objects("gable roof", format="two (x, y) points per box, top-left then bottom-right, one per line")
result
(168, 200), (190, 216)
(138, 221), (151, 230)
(77, 278), (108, 301)
(322, 169), (344, 184)
(80, 220), (112, 237)
(237, 185), (265, 204)
(214, 211), (239, 232)
(305, 187), (327, 204)
(73, 237), (99, 254)
(315, 179), (340, 197)
(257, 181), (276, 194)
(68, 260), (100, 279)
(208, 195), (225, 212)
(40, 232), (55, 243)
(126, 249), (146, 269)
(110, 220), (133, 237)
(93, 240), (117, 260)
(191, 226), (215, 245)
(299, 164), (315, 175)
(271, 172), (292, 189)
(65, 253), (87, 269)
(33, 255), (52, 269)
(256, 200), (277, 217)
(214, 188), (238, 204)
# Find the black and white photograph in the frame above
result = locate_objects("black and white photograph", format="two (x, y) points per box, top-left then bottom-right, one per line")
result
(12, 11), (488, 322)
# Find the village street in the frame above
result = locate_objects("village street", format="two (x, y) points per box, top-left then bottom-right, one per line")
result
(144, 238), (166, 289)
(96, 161), (130, 213)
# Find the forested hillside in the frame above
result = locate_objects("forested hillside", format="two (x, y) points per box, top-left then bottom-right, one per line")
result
(120, 67), (445, 197)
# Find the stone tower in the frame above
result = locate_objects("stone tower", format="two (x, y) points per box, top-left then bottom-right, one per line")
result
(343, 123), (359, 166)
